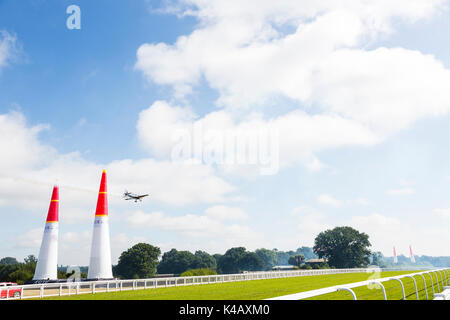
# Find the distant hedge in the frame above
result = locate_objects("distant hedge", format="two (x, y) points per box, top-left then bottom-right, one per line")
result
(180, 268), (217, 277)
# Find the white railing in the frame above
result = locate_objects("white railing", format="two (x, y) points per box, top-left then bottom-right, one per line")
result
(266, 268), (450, 300)
(0, 267), (433, 300)
(0, 267), (401, 300)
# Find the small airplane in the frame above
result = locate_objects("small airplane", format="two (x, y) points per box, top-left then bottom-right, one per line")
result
(123, 190), (149, 202)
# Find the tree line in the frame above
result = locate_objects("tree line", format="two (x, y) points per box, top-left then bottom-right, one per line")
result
(111, 244), (320, 279)
(0, 255), (80, 284)
(4, 226), (440, 282)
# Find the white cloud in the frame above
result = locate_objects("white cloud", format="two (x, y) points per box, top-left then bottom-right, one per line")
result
(135, 2), (450, 172)
(317, 194), (342, 207)
(311, 47), (450, 134)
(14, 228), (43, 249)
(0, 111), (236, 214)
(205, 205), (248, 221)
(290, 206), (332, 246)
(348, 198), (370, 206)
(386, 187), (415, 196)
(126, 210), (257, 239)
(0, 30), (18, 69)
(137, 101), (379, 172)
(136, 0), (450, 131)
(346, 213), (407, 253)
(434, 208), (450, 219)
(343, 213), (450, 256)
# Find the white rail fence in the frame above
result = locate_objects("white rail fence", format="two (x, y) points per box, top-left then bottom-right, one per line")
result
(266, 268), (450, 300)
(0, 267), (413, 300)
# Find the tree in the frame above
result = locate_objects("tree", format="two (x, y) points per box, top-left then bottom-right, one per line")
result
(274, 250), (290, 265)
(24, 255), (37, 265)
(114, 243), (161, 279)
(288, 254), (305, 267)
(313, 226), (371, 268)
(255, 248), (278, 270)
(217, 247), (264, 274)
(0, 257), (19, 265)
(180, 268), (217, 277)
(157, 249), (196, 275)
(192, 251), (217, 270)
(240, 252), (264, 271)
(296, 247), (317, 260)
(371, 251), (385, 267)
(2, 255), (37, 284)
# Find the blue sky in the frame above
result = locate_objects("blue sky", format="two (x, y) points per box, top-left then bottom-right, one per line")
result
(2, 0), (450, 266)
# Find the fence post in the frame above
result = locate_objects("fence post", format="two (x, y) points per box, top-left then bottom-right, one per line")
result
(405, 276), (419, 300)
(371, 282), (387, 300)
(391, 278), (406, 300)
(438, 270), (444, 289)
(59, 284), (62, 296)
(445, 269), (449, 285)
(40, 285), (44, 299)
(427, 273), (435, 294)
(418, 274), (428, 300)
(92, 283), (95, 294)
(337, 288), (357, 300)
(433, 272), (440, 292)
(76, 283), (79, 295)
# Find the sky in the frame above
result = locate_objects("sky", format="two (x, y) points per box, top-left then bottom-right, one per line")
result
(2, 0), (450, 266)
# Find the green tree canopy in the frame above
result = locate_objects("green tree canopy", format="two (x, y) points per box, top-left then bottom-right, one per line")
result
(255, 248), (278, 270)
(217, 247), (264, 274)
(0, 257), (19, 265)
(157, 249), (217, 274)
(296, 247), (317, 260)
(313, 226), (371, 268)
(0, 255), (37, 284)
(192, 250), (217, 270)
(288, 254), (305, 267)
(114, 243), (161, 279)
(371, 251), (385, 267)
(157, 249), (196, 274)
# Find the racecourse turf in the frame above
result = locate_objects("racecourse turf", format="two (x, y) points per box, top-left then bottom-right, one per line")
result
(41, 270), (443, 300)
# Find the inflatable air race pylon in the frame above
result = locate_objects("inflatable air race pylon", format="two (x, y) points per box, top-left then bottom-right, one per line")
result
(88, 170), (113, 280)
(33, 185), (59, 281)
(393, 246), (398, 264)
(409, 245), (416, 263)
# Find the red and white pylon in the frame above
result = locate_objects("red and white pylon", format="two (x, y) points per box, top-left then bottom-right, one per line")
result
(88, 170), (113, 279)
(409, 245), (416, 263)
(33, 186), (59, 281)
(393, 246), (398, 264)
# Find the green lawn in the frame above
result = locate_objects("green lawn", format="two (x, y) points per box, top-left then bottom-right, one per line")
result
(41, 270), (444, 300)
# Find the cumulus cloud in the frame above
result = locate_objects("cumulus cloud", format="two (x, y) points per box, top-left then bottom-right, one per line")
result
(126, 210), (256, 238)
(137, 100), (379, 172)
(205, 205), (248, 221)
(135, 1), (450, 172)
(0, 30), (18, 69)
(14, 228), (43, 249)
(434, 208), (450, 219)
(316, 194), (342, 208)
(136, 0), (450, 125)
(0, 110), (236, 220)
(386, 187), (415, 196)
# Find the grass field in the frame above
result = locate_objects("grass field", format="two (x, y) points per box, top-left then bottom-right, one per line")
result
(41, 270), (445, 300)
